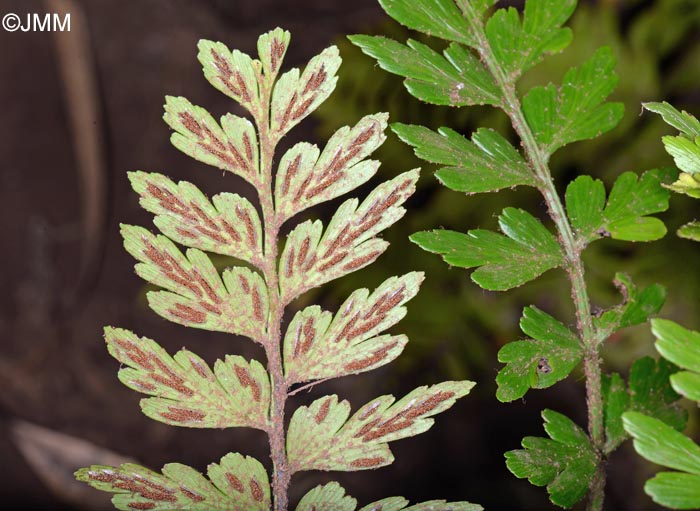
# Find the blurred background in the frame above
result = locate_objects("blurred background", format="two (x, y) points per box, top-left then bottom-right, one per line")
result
(1, 0), (699, 509)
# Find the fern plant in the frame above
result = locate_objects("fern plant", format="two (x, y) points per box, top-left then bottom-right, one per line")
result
(350, 1), (688, 509)
(623, 102), (700, 510)
(74, 29), (479, 511)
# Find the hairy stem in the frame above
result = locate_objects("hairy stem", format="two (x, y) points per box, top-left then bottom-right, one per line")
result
(257, 89), (290, 510)
(458, 3), (605, 509)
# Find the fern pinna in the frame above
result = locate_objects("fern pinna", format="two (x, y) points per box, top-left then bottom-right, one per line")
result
(623, 103), (700, 510)
(351, 1), (687, 510)
(75, 29), (478, 511)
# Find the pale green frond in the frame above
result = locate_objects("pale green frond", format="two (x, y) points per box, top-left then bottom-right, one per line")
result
(129, 171), (263, 266)
(287, 382), (474, 473)
(279, 170), (419, 304)
(275, 113), (387, 223)
(284, 273), (422, 384)
(75, 453), (270, 511)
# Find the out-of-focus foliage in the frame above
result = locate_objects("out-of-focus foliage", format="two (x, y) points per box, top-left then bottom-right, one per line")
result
(645, 101), (700, 240)
(314, 0), (700, 382)
(623, 103), (700, 510)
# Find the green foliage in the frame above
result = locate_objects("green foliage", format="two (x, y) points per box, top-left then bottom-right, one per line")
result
(623, 412), (700, 510)
(602, 357), (686, 453)
(505, 409), (597, 508)
(620, 104), (700, 510)
(522, 47), (624, 156)
(411, 207), (563, 291)
(645, 102), (700, 240)
(484, 0), (575, 80)
(76, 29), (477, 510)
(352, 1), (681, 509)
(653, 319), (700, 402)
(592, 273), (666, 342)
(565, 170), (671, 243)
(496, 307), (580, 402)
(348, 36), (500, 107)
(392, 123), (537, 193)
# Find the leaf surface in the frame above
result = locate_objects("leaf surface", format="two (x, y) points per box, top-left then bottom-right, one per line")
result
(565, 170), (670, 243)
(75, 453), (270, 511)
(623, 412), (700, 510)
(121, 225), (268, 342)
(348, 36), (500, 107)
(653, 319), (700, 401)
(603, 357), (686, 453)
(164, 97), (260, 185)
(198, 40), (260, 114)
(287, 382), (474, 472)
(275, 114), (387, 223)
(376, 0), (474, 46)
(129, 172), (263, 265)
(392, 124), (536, 194)
(679, 221), (700, 241)
(505, 410), (597, 508)
(296, 482), (357, 511)
(485, 0), (575, 80)
(644, 102), (700, 138)
(105, 328), (270, 429)
(271, 46), (341, 138)
(279, 170), (418, 304)
(593, 273), (666, 341)
(523, 47), (623, 155)
(496, 307), (581, 402)
(284, 273), (422, 384)
(257, 28), (290, 86)
(411, 207), (563, 291)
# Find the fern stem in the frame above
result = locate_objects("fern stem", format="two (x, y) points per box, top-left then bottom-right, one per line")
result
(457, 2), (605, 509)
(257, 89), (290, 510)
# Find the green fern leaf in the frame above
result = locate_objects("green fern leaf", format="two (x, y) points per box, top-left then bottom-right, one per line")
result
(603, 357), (686, 453)
(623, 412), (700, 510)
(644, 102), (700, 138)
(392, 124), (537, 194)
(496, 306), (581, 402)
(522, 47), (623, 155)
(411, 207), (563, 291)
(678, 221), (700, 241)
(287, 382), (474, 472)
(565, 170), (671, 243)
(284, 273), (422, 384)
(376, 0), (475, 46)
(485, 0), (575, 80)
(75, 453), (270, 511)
(593, 273), (666, 341)
(505, 410), (597, 509)
(347, 35), (500, 107)
(653, 319), (700, 402)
